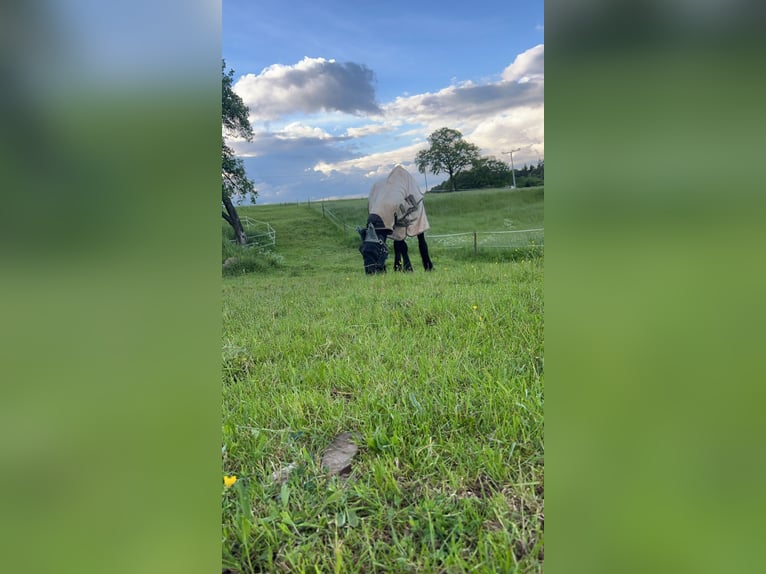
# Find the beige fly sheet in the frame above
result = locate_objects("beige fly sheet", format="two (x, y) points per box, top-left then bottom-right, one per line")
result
(368, 165), (430, 241)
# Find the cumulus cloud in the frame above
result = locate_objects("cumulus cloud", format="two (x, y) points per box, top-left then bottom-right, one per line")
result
(345, 123), (392, 138)
(320, 43), (545, 172)
(313, 141), (426, 177)
(278, 122), (333, 140)
(502, 44), (544, 83)
(469, 106), (544, 162)
(234, 57), (381, 121)
(374, 44), (543, 136)
(231, 45), (544, 202)
(383, 80), (543, 131)
(230, 127), (345, 158)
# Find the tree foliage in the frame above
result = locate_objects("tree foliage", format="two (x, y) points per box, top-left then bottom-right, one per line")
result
(414, 127), (481, 192)
(222, 61), (255, 245)
(468, 157), (512, 188)
(430, 158), (544, 192)
(513, 160), (544, 188)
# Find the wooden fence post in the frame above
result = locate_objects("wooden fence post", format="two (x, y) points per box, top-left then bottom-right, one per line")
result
(474, 231), (477, 255)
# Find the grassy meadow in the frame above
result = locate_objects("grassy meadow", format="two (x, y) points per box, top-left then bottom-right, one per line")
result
(222, 187), (544, 572)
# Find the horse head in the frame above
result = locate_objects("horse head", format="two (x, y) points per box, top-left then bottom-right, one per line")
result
(358, 222), (388, 274)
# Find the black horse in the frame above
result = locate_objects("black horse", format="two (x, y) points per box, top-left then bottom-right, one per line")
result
(358, 165), (434, 274)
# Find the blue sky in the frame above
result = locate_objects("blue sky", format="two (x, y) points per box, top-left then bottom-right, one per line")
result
(224, 0), (544, 204)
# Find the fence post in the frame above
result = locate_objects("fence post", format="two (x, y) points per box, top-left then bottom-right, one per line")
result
(322, 202), (325, 217)
(474, 231), (477, 255)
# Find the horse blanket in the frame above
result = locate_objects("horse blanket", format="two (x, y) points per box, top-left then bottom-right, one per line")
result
(368, 165), (430, 242)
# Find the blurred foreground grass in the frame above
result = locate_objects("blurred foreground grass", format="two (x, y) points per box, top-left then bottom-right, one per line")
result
(0, 2), (221, 573)
(546, 5), (766, 573)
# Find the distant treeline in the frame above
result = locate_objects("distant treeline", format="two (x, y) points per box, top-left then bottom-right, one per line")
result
(430, 158), (544, 192)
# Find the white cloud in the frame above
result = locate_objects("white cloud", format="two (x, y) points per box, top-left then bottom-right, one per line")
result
(501, 44), (544, 83)
(345, 123), (391, 138)
(312, 44), (545, 174)
(233, 56), (381, 122)
(277, 122), (332, 140)
(312, 141), (427, 177)
(233, 45), (544, 202)
(469, 106), (545, 166)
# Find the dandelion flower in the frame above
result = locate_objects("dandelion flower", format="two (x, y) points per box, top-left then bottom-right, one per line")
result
(472, 305), (478, 310)
(224, 475), (237, 488)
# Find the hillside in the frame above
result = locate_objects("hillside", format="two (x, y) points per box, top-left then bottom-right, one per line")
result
(223, 186), (543, 276)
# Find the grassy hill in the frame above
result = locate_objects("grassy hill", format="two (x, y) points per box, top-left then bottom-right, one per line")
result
(223, 186), (543, 276)
(222, 187), (544, 572)
(315, 186), (544, 235)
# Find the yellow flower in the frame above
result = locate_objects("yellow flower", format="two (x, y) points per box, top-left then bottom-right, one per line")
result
(472, 305), (478, 310)
(223, 475), (237, 488)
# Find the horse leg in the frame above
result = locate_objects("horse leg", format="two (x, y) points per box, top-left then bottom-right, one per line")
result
(393, 240), (403, 271)
(394, 240), (413, 271)
(417, 233), (434, 270)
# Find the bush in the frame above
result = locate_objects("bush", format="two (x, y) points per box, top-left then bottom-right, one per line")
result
(221, 239), (283, 276)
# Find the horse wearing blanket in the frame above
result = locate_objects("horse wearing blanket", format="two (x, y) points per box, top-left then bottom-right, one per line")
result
(357, 165), (434, 274)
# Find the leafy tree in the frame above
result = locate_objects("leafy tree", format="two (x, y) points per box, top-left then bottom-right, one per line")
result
(222, 61), (256, 245)
(429, 154), (544, 191)
(514, 159), (544, 187)
(415, 127), (480, 192)
(468, 157), (512, 188)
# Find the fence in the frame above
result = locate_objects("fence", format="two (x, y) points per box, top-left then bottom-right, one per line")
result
(229, 216), (276, 248)
(313, 202), (543, 255)
(316, 202), (359, 234)
(429, 228), (544, 254)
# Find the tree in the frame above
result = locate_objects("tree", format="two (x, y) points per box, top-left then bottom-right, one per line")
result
(415, 127), (480, 192)
(222, 61), (256, 245)
(429, 157), (513, 191)
(468, 157), (512, 188)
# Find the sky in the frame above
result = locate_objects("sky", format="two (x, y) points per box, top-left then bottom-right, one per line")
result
(223, 0), (544, 204)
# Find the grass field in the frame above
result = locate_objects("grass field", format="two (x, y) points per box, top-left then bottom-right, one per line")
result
(222, 187), (544, 572)
(319, 186), (544, 235)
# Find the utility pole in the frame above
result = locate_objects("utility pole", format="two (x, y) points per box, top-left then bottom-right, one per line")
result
(503, 148), (521, 189)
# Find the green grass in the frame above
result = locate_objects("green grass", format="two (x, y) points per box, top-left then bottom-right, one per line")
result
(222, 187), (544, 572)
(306, 186), (544, 236)
(223, 187), (544, 276)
